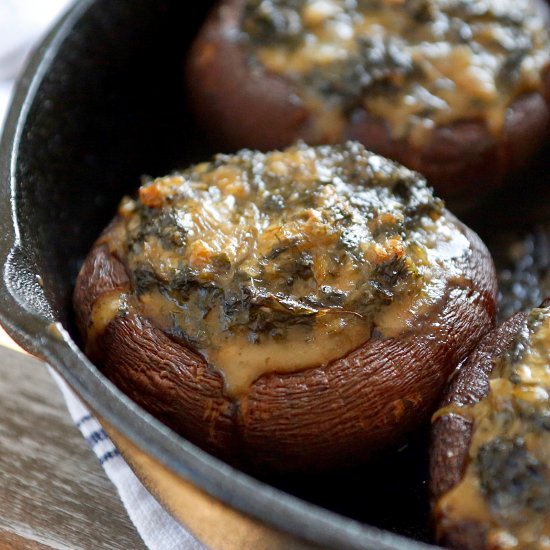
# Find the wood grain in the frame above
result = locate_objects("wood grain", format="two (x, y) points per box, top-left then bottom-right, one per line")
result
(0, 343), (147, 550)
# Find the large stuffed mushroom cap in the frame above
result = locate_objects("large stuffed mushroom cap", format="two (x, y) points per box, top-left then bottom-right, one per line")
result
(186, 0), (550, 204)
(431, 300), (550, 549)
(74, 142), (497, 472)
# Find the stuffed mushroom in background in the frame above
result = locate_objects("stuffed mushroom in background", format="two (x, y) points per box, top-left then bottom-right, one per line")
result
(74, 142), (496, 472)
(431, 300), (550, 550)
(186, 0), (550, 204)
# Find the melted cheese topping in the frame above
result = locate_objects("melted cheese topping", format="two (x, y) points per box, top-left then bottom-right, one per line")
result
(242, 0), (550, 144)
(93, 142), (472, 396)
(435, 307), (550, 549)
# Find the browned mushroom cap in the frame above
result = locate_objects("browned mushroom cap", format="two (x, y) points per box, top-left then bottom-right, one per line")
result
(77, 228), (497, 472)
(185, 0), (550, 205)
(74, 218), (497, 473)
(430, 299), (550, 550)
(186, 0), (311, 152)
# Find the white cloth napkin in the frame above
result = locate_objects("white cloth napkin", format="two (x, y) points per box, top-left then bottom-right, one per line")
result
(49, 369), (204, 550)
(0, 2), (205, 548)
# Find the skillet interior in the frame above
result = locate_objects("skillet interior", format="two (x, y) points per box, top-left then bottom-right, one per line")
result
(0, 0), (548, 548)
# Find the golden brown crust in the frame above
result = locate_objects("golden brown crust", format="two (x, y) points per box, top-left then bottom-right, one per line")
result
(185, 0), (550, 203)
(74, 214), (497, 472)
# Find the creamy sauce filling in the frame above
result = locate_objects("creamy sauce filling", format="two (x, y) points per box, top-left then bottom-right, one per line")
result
(91, 143), (471, 396)
(436, 307), (550, 549)
(87, 289), (129, 354)
(242, 0), (550, 144)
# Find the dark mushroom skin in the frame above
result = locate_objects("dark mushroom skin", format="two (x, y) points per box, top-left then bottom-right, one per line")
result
(185, 0), (550, 204)
(431, 299), (550, 550)
(74, 143), (497, 472)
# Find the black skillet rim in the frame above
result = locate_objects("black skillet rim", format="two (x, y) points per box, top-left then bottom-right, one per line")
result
(0, 1), (437, 549)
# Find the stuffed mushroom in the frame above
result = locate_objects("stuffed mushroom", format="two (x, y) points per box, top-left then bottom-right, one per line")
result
(431, 300), (550, 549)
(74, 142), (496, 472)
(186, 0), (550, 202)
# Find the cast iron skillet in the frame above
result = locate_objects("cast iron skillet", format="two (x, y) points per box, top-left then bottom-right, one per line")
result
(4, 0), (549, 547)
(0, 1), (438, 548)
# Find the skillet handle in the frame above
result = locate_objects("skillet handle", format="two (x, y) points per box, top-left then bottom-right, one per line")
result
(0, 244), (59, 358)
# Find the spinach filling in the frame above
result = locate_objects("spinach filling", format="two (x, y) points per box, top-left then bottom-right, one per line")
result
(240, 0), (550, 136)
(465, 308), (550, 534)
(120, 143), (442, 347)
(477, 437), (550, 520)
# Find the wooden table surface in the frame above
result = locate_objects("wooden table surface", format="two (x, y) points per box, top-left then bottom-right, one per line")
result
(0, 326), (147, 549)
